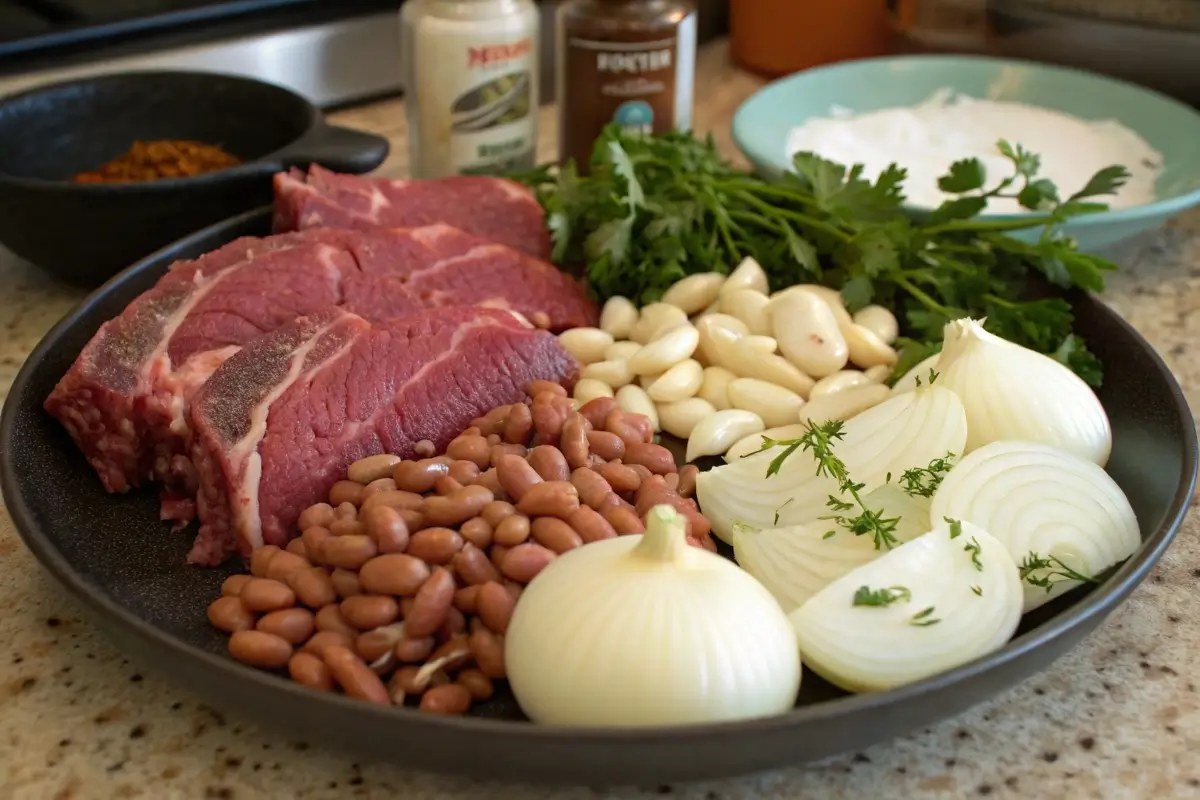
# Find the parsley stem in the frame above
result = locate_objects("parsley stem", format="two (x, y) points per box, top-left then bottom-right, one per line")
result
(894, 274), (954, 317)
(731, 190), (851, 242)
(923, 215), (1060, 236)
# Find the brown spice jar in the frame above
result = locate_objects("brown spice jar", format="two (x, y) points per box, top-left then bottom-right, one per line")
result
(730, 0), (892, 78)
(556, 0), (698, 169)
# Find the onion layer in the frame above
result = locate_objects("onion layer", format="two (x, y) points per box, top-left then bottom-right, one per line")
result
(930, 440), (1140, 611)
(789, 519), (1023, 693)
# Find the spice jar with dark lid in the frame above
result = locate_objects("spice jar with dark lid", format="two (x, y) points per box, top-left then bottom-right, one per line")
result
(555, 0), (697, 169)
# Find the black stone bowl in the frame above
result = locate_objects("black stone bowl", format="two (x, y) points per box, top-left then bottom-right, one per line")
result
(0, 72), (389, 285)
(1, 207), (1196, 786)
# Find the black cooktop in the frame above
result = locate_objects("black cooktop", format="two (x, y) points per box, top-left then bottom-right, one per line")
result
(0, 0), (400, 63)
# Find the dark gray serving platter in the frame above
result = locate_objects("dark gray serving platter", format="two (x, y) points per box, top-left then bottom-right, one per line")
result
(1, 206), (1196, 786)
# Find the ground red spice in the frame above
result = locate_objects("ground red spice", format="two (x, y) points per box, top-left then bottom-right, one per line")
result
(72, 140), (241, 183)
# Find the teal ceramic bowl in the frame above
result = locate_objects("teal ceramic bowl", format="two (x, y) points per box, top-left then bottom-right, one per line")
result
(732, 55), (1200, 251)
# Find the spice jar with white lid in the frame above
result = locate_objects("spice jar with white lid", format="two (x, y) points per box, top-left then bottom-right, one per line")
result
(555, 0), (698, 169)
(400, 0), (540, 179)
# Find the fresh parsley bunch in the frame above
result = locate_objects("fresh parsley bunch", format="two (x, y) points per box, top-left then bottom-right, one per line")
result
(514, 126), (1130, 387)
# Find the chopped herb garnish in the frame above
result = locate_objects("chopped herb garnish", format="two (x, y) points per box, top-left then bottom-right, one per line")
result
(852, 585), (912, 607)
(773, 497), (794, 526)
(1019, 551), (1099, 592)
(971, 585), (983, 597)
(910, 606), (941, 627)
(899, 452), (956, 497)
(751, 420), (900, 550)
(945, 517), (964, 539)
(964, 537), (984, 571)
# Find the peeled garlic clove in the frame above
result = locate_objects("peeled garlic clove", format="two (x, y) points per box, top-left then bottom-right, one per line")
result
(698, 385), (967, 542)
(797, 383), (889, 424)
(811, 369), (872, 398)
(741, 335), (778, 354)
(646, 359), (704, 403)
(931, 440), (1139, 612)
(698, 366), (737, 411)
(771, 290), (849, 378)
(558, 327), (615, 364)
(725, 423), (810, 461)
(573, 378), (615, 405)
(789, 519), (1023, 693)
(721, 256), (769, 296)
(505, 506), (802, 726)
(695, 314), (749, 365)
(734, 484), (932, 612)
(852, 305), (899, 345)
(630, 303), (688, 345)
(600, 296), (638, 339)
(658, 397), (717, 439)
(721, 289), (772, 335)
(662, 272), (725, 315)
(727, 378), (805, 428)
(890, 354), (941, 395)
(581, 359), (635, 389)
(771, 284), (853, 328)
(843, 323), (898, 369)
(686, 409), (764, 462)
(864, 364), (893, 383)
(728, 337), (815, 398)
(936, 318), (1112, 465)
(615, 384), (660, 431)
(605, 340), (642, 361)
(628, 324), (699, 375)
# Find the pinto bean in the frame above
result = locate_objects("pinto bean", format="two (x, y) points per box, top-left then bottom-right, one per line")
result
(421, 485), (493, 527)
(568, 505), (618, 543)
(250, 545), (281, 578)
(394, 459), (450, 493)
(297, 504), (335, 533)
(532, 518), (583, 553)
(288, 652), (333, 691)
(578, 396), (619, 429)
(527, 445), (570, 482)
(447, 460), (480, 486)
(560, 413), (591, 470)
(406, 528), (465, 565)
(481, 500), (517, 528)
(496, 454), (543, 501)
(592, 461), (641, 494)
(287, 567), (337, 608)
(398, 508), (425, 533)
(420, 683), (472, 715)
(359, 553), (432, 595)
(605, 409), (653, 446)
(340, 595), (400, 630)
(361, 477), (398, 503)
(265, 551), (310, 582)
(446, 434), (491, 468)
(635, 475), (712, 540)
(531, 394), (573, 444)
(239, 578), (295, 612)
(476, 581), (517, 634)
(207, 596), (255, 633)
(301, 526), (333, 563)
(229, 630), (292, 669)
(330, 568), (362, 598)
(395, 636), (436, 663)
(474, 468), (504, 497)
(438, 606), (467, 640)
(314, 606), (357, 638)
(451, 544), (501, 585)
(493, 514), (531, 546)
(256, 608), (315, 645)
(361, 490), (424, 515)
(453, 585), (481, 614)
(355, 624), (405, 663)
(404, 568), (456, 638)
(320, 535), (377, 570)
(434, 475), (464, 496)
(285, 539), (308, 559)
(586, 430), (626, 461)
(456, 668), (495, 701)
(221, 574), (252, 597)
(502, 402), (534, 445)
(604, 504), (645, 535)
(677, 464), (700, 498)
(570, 467), (615, 509)
(490, 545), (510, 571)
(303, 630), (355, 657)
(469, 628), (507, 679)
(322, 645), (390, 704)
(334, 501), (358, 521)
(527, 379), (567, 398)
(459, 516), (493, 549)
(500, 543), (557, 583)
(515, 481), (580, 519)
(360, 505), (410, 554)
(329, 480), (365, 507)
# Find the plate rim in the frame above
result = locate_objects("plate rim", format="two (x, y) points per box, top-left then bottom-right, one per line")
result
(2, 208), (1196, 758)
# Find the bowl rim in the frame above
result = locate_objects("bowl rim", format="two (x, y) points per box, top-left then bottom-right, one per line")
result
(0, 70), (322, 191)
(1, 206), (1197, 751)
(732, 52), (1200, 224)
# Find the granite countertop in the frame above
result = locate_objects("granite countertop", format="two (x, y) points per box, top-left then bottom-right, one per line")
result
(1, 42), (1197, 800)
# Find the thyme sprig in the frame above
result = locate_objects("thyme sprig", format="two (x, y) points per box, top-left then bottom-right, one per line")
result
(897, 451), (956, 498)
(1019, 551), (1099, 592)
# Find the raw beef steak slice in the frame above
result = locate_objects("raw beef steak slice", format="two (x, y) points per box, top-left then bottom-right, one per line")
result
(188, 306), (577, 565)
(272, 165), (552, 260)
(46, 226), (595, 497)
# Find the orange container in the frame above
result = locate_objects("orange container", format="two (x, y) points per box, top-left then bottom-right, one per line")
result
(729, 0), (893, 77)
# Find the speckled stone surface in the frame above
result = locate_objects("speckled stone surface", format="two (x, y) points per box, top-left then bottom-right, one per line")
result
(1, 41), (1198, 800)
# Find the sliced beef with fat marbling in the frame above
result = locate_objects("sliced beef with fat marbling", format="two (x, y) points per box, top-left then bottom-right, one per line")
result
(45, 225), (595, 500)
(188, 306), (578, 565)
(272, 165), (552, 260)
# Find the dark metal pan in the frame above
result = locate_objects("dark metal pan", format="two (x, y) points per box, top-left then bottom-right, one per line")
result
(1, 207), (1195, 785)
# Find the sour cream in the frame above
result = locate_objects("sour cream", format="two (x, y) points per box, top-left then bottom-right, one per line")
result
(785, 90), (1162, 213)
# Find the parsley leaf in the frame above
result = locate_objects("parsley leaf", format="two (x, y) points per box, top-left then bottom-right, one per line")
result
(938, 158), (987, 193)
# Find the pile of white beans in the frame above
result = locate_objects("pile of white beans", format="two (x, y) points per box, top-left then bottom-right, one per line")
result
(557, 257), (903, 462)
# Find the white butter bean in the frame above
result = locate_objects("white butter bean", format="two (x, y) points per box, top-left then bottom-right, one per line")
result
(720, 288), (772, 335)
(605, 340), (642, 361)
(771, 289), (849, 378)
(853, 305), (899, 345)
(725, 423), (811, 461)
(727, 378), (805, 428)
(581, 359), (635, 388)
(573, 378), (615, 405)
(698, 366), (737, 411)
(864, 364), (893, 383)
(599, 296), (638, 339)
(557, 327), (614, 364)
(695, 314), (749, 365)
(727, 337), (816, 398)
(686, 409), (765, 462)
(662, 273), (725, 315)
(615, 384), (660, 431)
(797, 384), (890, 424)
(630, 303), (687, 345)
(628, 324), (699, 375)
(771, 284), (853, 328)
(658, 397), (717, 439)
(810, 369), (872, 398)
(645, 358), (703, 403)
(741, 335), (778, 354)
(844, 323), (899, 369)
(721, 257), (769, 296)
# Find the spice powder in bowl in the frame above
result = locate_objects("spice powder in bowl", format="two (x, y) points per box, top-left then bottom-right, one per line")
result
(72, 139), (241, 183)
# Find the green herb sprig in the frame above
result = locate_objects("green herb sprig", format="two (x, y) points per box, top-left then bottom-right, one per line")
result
(910, 606), (941, 627)
(513, 128), (1127, 387)
(896, 452), (956, 498)
(1019, 551), (1100, 592)
(852, 585), (912, 607)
